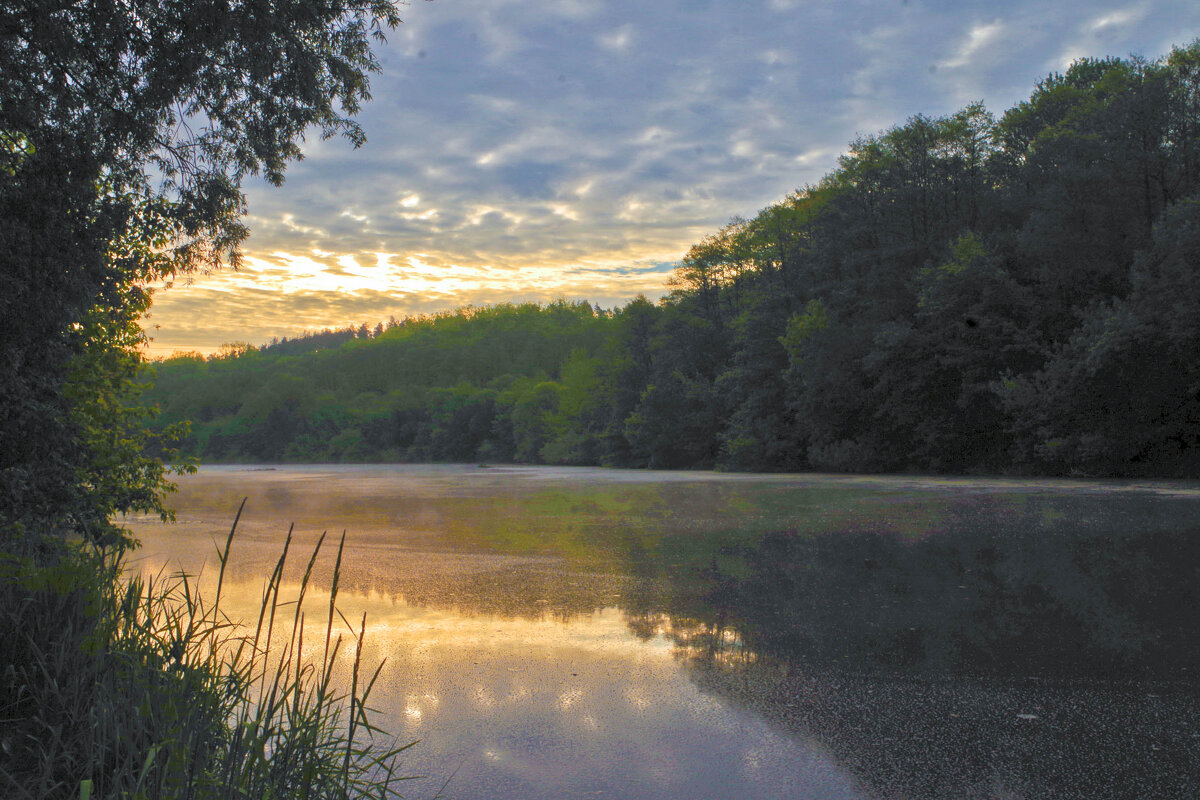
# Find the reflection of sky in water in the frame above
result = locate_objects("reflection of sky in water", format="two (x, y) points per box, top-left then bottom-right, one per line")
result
(125, 560), (866, 799)
(125, 464), (1200, 800)
(362, 606), (855, 800)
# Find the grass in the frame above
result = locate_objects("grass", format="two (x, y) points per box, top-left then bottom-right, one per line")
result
(0, 501), (413, 799)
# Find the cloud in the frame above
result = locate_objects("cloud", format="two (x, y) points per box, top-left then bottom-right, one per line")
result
(144, 0), (1200, 354)
(1089, 4), (1150, 35)
(596, 23), (634, 52)
(1049, 1), (1197, 73)
(937, 20), (1007, 70)
(144, 249), (678, 357)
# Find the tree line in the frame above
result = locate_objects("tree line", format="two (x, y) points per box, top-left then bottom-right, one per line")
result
(146, 43), (1200, 477)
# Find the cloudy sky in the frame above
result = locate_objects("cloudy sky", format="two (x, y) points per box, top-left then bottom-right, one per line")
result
(143, 0), (1200, 356)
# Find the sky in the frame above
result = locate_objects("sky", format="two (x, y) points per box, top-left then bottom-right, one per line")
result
(143, 0), (1200, 357)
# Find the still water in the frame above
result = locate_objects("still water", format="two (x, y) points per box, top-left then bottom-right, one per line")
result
(125, 465), (1200, 799)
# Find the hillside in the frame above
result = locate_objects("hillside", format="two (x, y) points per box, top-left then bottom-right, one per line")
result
(146, 43), (1200, 477)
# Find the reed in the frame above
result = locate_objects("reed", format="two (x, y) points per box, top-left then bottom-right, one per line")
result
(0, 503), (412, 799)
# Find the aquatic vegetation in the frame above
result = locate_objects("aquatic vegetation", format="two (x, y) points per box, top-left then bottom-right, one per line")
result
(0, 506), (410, 800)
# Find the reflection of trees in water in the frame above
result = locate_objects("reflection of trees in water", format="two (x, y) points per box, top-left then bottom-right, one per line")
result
(188, 484), (1200, 797)
(201, 490), (1200, 671)
(625, 500), (1200, 799)
(304, 565), (628, 624)
(638, 500), (1200, 678)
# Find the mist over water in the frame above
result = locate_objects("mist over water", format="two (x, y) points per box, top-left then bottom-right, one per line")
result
(126, 465), (1200, 800)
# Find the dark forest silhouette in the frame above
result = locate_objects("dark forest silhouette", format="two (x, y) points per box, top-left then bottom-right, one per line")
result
(148, 42), (1200, 478)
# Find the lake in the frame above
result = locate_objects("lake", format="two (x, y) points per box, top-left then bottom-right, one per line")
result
(124, 464), (1200, 799)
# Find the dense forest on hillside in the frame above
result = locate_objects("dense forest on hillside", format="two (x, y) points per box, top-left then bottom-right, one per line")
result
(145, 43), (1200, 477)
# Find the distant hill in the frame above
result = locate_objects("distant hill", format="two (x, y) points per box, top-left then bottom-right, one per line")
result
(145, 301), (617, 463)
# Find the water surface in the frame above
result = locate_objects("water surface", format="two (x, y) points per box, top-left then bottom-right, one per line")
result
(126, 465), (1200, 799)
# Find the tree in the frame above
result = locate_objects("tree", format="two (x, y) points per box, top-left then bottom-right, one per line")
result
(1001, 199), (1200, 476)
(96, 39), (1200, 482)
(1, 0), (405, 539)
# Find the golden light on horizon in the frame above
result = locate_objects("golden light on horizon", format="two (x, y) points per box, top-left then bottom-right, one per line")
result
(141, 241), (686, 358)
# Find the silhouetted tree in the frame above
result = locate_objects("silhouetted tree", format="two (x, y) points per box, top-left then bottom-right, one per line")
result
(1, 0), (404, 538)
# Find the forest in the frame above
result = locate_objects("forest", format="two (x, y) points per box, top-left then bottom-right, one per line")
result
(144, 43), (1200, 478)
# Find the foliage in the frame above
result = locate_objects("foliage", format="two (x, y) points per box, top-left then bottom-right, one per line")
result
(0, 519), (410, 800)
(148, 40), (1200, 478)
(145, 301), (618, 465)
(0, 0), (404, 541)
(1, 0), (413, 795)
(63, 287), (197, 545)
